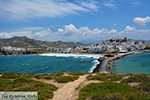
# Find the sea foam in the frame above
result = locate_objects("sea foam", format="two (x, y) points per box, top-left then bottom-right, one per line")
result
(40, 53), (102, 59)
(89, 60), (100, 73)
(40, 53), (103, 73)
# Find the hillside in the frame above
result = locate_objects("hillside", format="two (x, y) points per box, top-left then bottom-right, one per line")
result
(0, 72), (150, 100)
(0, 36), (85, 48)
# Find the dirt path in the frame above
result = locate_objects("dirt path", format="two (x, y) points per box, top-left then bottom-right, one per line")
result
(50, 75), (88, 100)
(32, 74), (100, 100)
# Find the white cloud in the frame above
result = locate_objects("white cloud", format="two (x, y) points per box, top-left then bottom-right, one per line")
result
(103, 0), (117, 9)
(109, 29), (118, 34)
(81, 1), (99, 11)
(103, 2), (116, 8)
(124, 26), (136, 32)
(0, 24), (150, 42)
(133, 16), (150, 26)
(119, 26), (150, 39)
(0, 0), (98, 20)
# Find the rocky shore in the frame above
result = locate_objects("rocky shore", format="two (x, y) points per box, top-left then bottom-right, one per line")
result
(93, 52), (137, 73)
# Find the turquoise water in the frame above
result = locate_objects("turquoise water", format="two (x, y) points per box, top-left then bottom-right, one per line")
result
(0, 54), (99, 74)
(113, 52), (150, 74)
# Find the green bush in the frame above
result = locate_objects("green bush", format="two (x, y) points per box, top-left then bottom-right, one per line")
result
(87, 73), (108, 81)
(22, 74), (35, 78)
(78, 81), (150, 100)
(50, 72), (64, 76)
(0, 78), (58, 100)
(67, 72), (84, 76)
(121, 74), (150, 83)
(87, 73), (123, 81)
(91, 93), (124, 100)
(108, 74), (124, 81)
(138, 82), (150, 92)
(0, 73), (35, 79)
(55, 76), (79, 83)
(0, 73), (22, 79)
(44, 76), (53, 80)
(14, 77), (33, 83)
(33, 73), (79, 83)
(34, 74), (49, 79)
(33, 72), (64, 80)
(87, 74), (101, 80)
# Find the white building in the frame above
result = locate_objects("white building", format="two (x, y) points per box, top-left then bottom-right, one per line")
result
(2, 46), (26, 51)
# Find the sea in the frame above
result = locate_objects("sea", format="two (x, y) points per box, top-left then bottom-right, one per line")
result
(0, 53), (101, 74)
(0, 53), (149, 74)
(113, 52), (150, 74)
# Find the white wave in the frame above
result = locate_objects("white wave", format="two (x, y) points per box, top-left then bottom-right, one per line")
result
(89, 59), (100, 73)
(39, 53), (103, 73)
(40, 53), (103, 59)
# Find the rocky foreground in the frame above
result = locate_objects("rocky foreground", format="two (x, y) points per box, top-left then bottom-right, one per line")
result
(0, 72), (150, 100)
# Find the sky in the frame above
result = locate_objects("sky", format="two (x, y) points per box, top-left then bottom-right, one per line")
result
(0, 0), (150, 43)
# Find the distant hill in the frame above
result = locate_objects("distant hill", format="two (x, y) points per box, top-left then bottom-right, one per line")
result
(0, 36), (85, 48)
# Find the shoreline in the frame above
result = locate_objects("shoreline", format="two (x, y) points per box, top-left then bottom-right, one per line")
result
(0, 51), (105, 56)
(0, 52), (103, 73)
(40, 53), (103, 73)
(92, 52), (141, 73)
(0, 51), (148, 74)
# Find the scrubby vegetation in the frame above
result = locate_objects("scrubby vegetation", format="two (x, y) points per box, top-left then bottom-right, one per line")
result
(78, 81), (150, 100)
(0, 72), (81, 100)
(34, 74), (50, 79)
(67, 72), (85, 76)
(87, 73), (124, 81)
(121, 74), (150, 83)
(50, 72), (64, 76)
(1, 72), (150, 100)
(0, 72), (80, 83)
(138, 82), (150, 93)
(0, 78), (57, 100)
(55, 76), (79, 83)
(0, 73), (24, 79)
(33, 72), (80, 83)
(79, 74), (150, 100)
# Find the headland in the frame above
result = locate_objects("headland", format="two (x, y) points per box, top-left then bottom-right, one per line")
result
(93, 52), (141, 73)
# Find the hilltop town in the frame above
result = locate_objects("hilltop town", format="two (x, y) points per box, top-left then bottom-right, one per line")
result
(0, 36), (150, 55)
